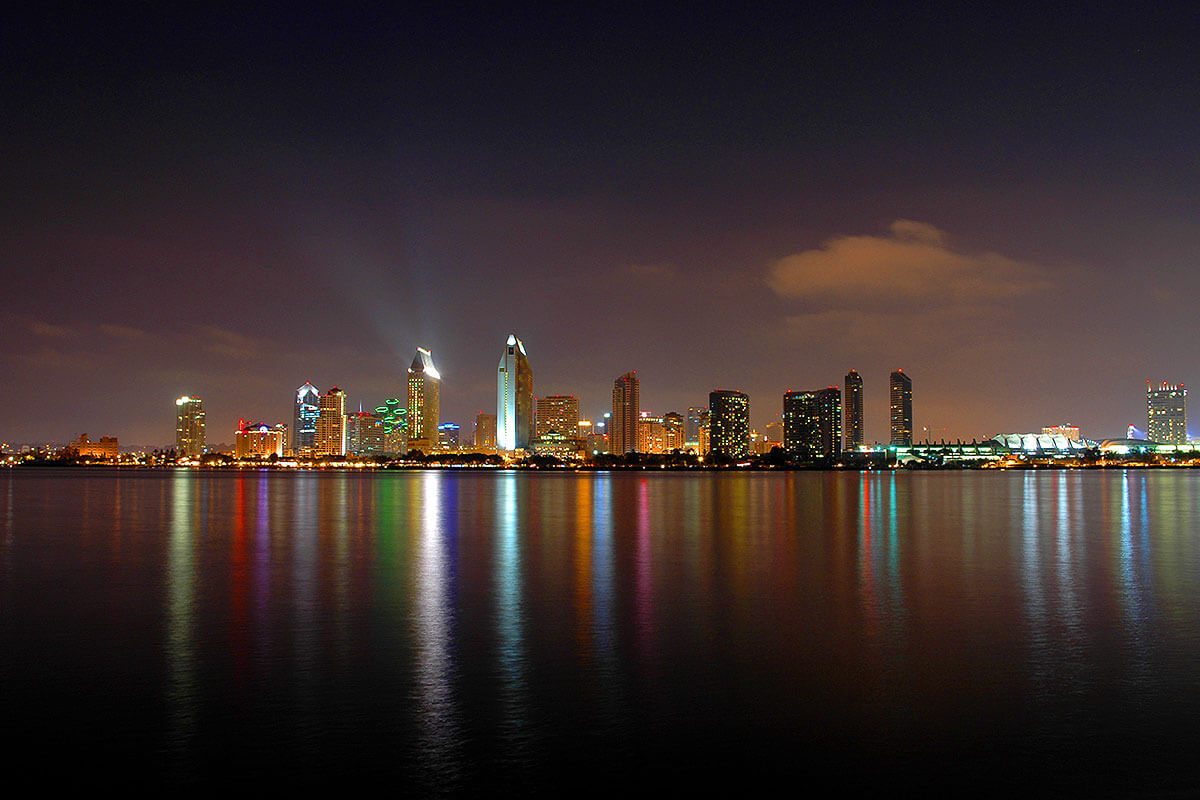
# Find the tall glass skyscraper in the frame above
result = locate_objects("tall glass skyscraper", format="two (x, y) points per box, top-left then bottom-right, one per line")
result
(293, 382), (320, 455)
(890, 369), (913, 446)
(497, 334), (534, 450)
(708, 389), (750, 458)
(844, 369), (864, 451)
(1147, 381), (1187, 443)
(783, 387), (842, 456)
(611, 372), (640, 455)
(408, 348), (441, 451)
(175, 396), (205, 457)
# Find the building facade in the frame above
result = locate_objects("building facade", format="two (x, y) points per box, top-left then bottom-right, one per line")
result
(346, 411), (387, 456)
(408, 348), (441, 452)
(611, 372), (640, 455)
(1147, 381), (1187, 444)
(315, 386), (347, 456)
(535, 394), (579, 440)
(235, 421), (286, 459)
(497, 334), (534, 450)
(783, 388), (842, 457)
(844, 369), (864, 450)
(889, 370), (913, 446)
(475, 412), (497, 449)
(662, 412), (685, 452)
(293, 382), (320, 455)
(708, 390), (750, 458)
(175, 396), (206, 457)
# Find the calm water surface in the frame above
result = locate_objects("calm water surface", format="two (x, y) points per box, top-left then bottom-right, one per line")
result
(2, 468), (1199, 793)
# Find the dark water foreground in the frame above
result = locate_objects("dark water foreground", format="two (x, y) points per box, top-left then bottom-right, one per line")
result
(2, 468), (1199, 794)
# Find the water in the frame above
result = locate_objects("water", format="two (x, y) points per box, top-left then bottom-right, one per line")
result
(2, 468), (1199, 793)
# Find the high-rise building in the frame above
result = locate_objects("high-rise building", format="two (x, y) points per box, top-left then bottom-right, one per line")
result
(375, 400), (407, 456)
(611, 372), (640, 454)
(235, 421), (286, 459)
(889, 370), (913, 446)
(662, 412), (685, 452)
(497, 334), (534, 450)
(475, 412), (497, 449)
(437, 423), (460, 450)
(175, 396), (205, 457)
(293, 382), (320, 455)
(844, 369), (864, 451)
(346, 411), (386, 456)
(686, 406), (708, 446)
(783, 387), (842, 456)
(535, 394), (579, 440)
(708, 390), (750, 458)
(315, 386), (346, 456)
(1147, 381), (1187, 444)
(408, 348), (441, 452)
(638, 412), (665, 454)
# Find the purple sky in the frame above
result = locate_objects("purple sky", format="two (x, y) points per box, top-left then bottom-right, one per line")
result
(3, 6), (1199, 446)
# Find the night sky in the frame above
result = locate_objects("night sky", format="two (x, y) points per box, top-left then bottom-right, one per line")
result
(4, 5), (1200, 447)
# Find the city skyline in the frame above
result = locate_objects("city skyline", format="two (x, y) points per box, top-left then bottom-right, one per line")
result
(4, 7), (1200, 446)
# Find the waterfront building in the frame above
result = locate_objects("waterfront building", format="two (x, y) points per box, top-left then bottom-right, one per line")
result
(611, 372), (640, 455)
(293, 382), (320, 455)
(69, 433), (120, 459)
(783, 387), (843, 457)
(175, 396), (206, 457)
(497, 334), (534, 450)
(346, 411), (386, 456)
(535, 395), (579, 440)
(1041, 424), (1081, 441)
(437, 423), (460, 450)
(697, 419), (710, 454)
(890, 370), (913, 446)
(408, 348), (441, 452)
(475, 412), (497, 449)
(708, 390), (750, 458)
(376, 400), (407, 456)
(686, 407), (706, 444)
(637, 412), (664, 454)
(662, 412), (685, 452)
(235, 421), (286, 459)
(844, 369), (864, 450)
(315, 386), (346, 456)
(1147, 381), (1187, 443)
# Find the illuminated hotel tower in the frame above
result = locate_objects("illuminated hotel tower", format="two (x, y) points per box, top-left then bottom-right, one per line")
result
(709, 389), (750, 458)
(890, 369), (913, 446)
(783, 387), (842, 457)
(535, 395), (579, 440)
(315, 386), (346, 456)
(844, 369), (864, 451)
(175, 396), (206, 457)
(293, 382), (320, 455)
(1147, 381), (1187, 443)
(611, 371), (640, 454)
(497, 334), (534, 450)
(407, 347), (441, 451)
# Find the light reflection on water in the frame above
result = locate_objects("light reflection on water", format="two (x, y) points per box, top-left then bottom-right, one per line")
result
(3, 469), (1200, 791)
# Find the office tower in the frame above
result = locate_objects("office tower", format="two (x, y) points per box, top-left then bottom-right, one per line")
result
(686, 407), (708, 446)
(708, 390), (750, 458)
(497, 334), (534, 450)
(783, 387), (843, 456)
(315, 386), (347, 456)
(376, 400), (407, 456)
(235, 421), (286, 459)
(662, 412), (685, 452)
(437, 423), (460, 450)
(408, 347), (441, 452)
(890, 370), (913, 446)
(638, 412), (664, 454)
(535, 394), (579, 440)
(844, 369), (864, 450)
(346, 411), (386, 456)
(1147, 381), (1187, 443)
(293, 382), (320, 455)
(175, 396), (205, 457)
(611, 372), (640, 454)
(475, 412), (497, 449)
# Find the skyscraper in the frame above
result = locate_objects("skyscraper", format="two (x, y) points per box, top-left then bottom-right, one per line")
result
(475, 412), (497, 449)
(346, 410), (386, 456)
(535, 395), (580, 441)
(708, 390), (750, 458)
(408, 347), (441, 452)
(315, 386), (346, 456)
(844, 369), (864, 451)
(686, 406), (708, 446)
(293, 382), (320, 455)
(497, 334), (534, 450)
(783, 387), (842, 456)
(611, 372), (640, 454)
(662, 412), (685, 452)
(175, 396), (205, 457)
(1147, 381), (1187, 443)
(890, 370), (913, 446)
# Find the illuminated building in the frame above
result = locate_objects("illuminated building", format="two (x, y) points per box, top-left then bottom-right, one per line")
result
(475, 412), (497, 449)
(68, 433), (119, 459)
(346, 411), (386, 456)
(175, 396), (205, 457)
(890, 370), (913, 446)
(533, 430), (582, 460)
(1041, 424), (1081, 441)
(697, 419), (710, 454)
(497, 334), (534, 450)
(783, 387), (842, 456)
(611, 372), (640, 454)
(408, 348), (441, 452)
(293, 382), (320, 455)
(315, 386), (346, 456)
(235, 421), (286, 459)
(686, 406), (708, 447)
(1147, 381), (1187, 444)
(535, 394), (579, 441)
(375, 400), (407, 455)
(662, 412), (685, 452)
(638, 412), (664, 454)
(437, 423), (460, 450)
(708, 390), (750, 458)
(844, 369), (864, 450)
